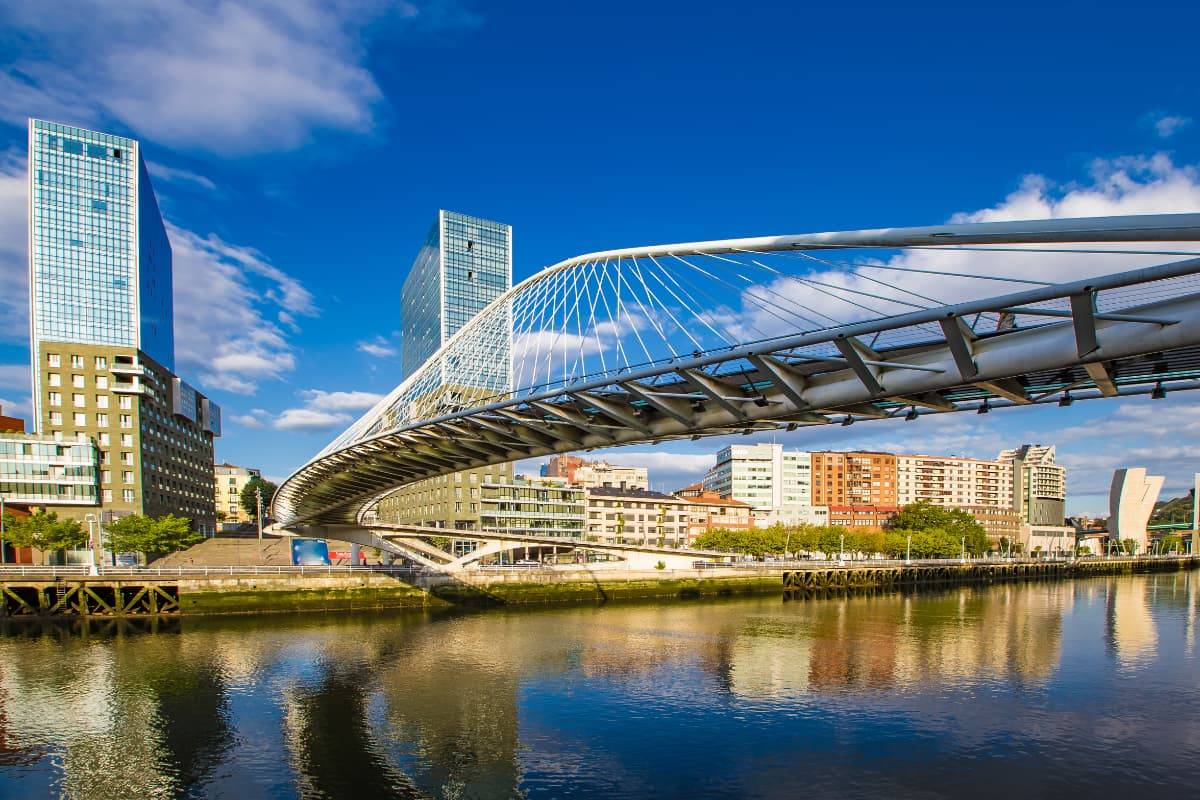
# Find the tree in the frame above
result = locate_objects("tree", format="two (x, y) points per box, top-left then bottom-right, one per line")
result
(105, 514), (201, 558)
(1157, 534), (1183, 554)
(240, 477), (278, 520)
(889, 502), (990, 556)
(2, 511), (88, 563)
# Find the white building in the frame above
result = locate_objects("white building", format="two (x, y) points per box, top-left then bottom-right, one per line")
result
(751, 505), (830, 528)
(571, 461), (648, 491)
(703, 444), (812, 509)
(1108, 467), (1165, 553)
(896, 454), (1013, 509)
(585, 487), (691, 548)
(998, 444), (1067, 526)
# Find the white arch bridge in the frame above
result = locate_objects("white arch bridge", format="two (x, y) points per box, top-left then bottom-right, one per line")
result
(273, 212), (1200, 569)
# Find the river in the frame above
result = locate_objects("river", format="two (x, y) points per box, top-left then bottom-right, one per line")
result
(1, 571), (1198, 799)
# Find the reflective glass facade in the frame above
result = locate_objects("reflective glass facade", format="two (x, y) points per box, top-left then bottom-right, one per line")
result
(0, 433), (99, 505)
(28, 119), (175, 428)
(399, 209), (512, 392)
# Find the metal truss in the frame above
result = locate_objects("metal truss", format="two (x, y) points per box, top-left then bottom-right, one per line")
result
(275, 213), (1200, 527)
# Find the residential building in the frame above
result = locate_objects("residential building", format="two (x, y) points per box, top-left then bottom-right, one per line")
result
(213, 463), (262, 524)
(828, 504), (898, 529)
(27, 120), (220, 532)
(0, 403), (23, 433)
(896, 454), (1019, 540)
(478, 476), (585, 539)
(811, 451), (898, 507)
(680, 491), (753, 542)
(585, 487), (691, 548)
(0, 431), (99, 509)
(571, 460), (648, 491)
(999, 444), (1067, 526)
(379, 209), (515, 531)
(751, 505), (831, 528)
(542, 454), (586, 482)
(703, 444), (812, 509)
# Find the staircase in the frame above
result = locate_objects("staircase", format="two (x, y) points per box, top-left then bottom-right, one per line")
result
(151, 535), (291, 567)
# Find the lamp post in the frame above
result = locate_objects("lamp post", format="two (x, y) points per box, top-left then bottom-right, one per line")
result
(85, 513), (98, 576)
(0, 494), (6, 565)
(960, 536), (966, 563)
(839, 533), (845, 565)
(255, 485), (264, 565)
(906, 534), (912, 565)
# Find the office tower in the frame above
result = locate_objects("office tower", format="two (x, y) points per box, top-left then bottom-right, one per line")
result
(27, 119), (220, 531)
(380, 210), (514, 531)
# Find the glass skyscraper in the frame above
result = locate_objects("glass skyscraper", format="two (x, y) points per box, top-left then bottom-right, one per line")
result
(400, 209), (512, 394)
(25, 119), (219, 533)
(28, 119), (174, 424)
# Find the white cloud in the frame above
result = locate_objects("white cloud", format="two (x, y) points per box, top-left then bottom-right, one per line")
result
(298, 389), (385, 412)
(0, 396), (29, 419)
(357, 336), (398, 358)
(0, 151), (26, 342)
(273, 408), (353, 433)
(230, 410), (270, 429)
(1148, 112), (1192, 139)
(171, 224), (315, 395)
(146, 162), (216, 191)
(0, 1), (480, 156)
(0, 364), (28, 393)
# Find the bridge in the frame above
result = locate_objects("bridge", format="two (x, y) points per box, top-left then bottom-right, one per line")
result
(273, 212), (1200, 569)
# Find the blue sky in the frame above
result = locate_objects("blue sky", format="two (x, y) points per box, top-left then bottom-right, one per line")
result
(0, 0), (1198, 514)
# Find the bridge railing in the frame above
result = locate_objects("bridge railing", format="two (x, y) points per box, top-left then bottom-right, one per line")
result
(0, 565), (426, 578)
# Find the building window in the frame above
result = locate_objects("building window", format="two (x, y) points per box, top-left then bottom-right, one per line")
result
(48, 392), (61, 407)
(121, 452), (133, 465)
(101, 470), (111, 484)
(119, 414), (132, 428)
(121, 433), (132, 447)
(95, 356), (107, 369)
(96, 376), (109, 390)
(72, 393), (85, 408)
(96, 413), (108, 426)
(48, 373), (61, 387)
(123, 471), (134, 484)
(119, 395), (131, 409)
(72, 374), (85, 388)
(48, 353), (61, 367)
(103, 490), (113, 503)
(96, 395), (108, 409)
(122, 489), (135, 503)
(49, 411), (62, 425)
(73, 413), (86, 426)
(98, 433), (109, 445)
(71, 355), (84, 368)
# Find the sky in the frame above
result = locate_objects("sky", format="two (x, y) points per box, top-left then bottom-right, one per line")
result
(0, 0), (1198, 515)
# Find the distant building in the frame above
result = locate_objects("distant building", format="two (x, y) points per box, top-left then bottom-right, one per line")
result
(1108, 467), (1165, 552)
(585, 487), (691, 547)
(478, 476), (585, 541)
(896, 454), (1019, 541)
(542, 454), (586, 482)
(378, 209), (515, 532)
(703, 444), (812, 509)
(213, 463), (262, 524)
(811, 451), (898, 508)
(751, 505), (831, 528)
(828, 505), (898, 530)
(999, 444), (1066, 526)
(27, 120), (219, 532)
(680, 491), (753, 543)
(543, 454), (647, 490)
(0, 403), (23, 433)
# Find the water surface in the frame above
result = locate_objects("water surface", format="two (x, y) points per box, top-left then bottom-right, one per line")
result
(1, 572), (1198, 799)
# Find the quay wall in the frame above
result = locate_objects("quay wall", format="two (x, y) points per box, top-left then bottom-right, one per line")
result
(0, 557), (1196, 617)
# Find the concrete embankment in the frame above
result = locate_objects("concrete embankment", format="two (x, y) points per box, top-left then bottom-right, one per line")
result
(2, 557), (1197, 617)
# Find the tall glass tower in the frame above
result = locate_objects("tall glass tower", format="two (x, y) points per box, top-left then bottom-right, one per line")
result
(27, 119), (174, 425)
(400, 209), (512, 394)
(25, 119), (219, 533)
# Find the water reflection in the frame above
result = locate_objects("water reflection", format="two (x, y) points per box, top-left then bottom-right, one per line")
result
(0, 572), (1196, 799)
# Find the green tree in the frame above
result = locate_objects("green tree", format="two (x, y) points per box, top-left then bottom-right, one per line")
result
(889, 502), (990, 556)
(1157, 534), (1183, 554)
(2, 511), (88, 563)
(240, 477), (278, 519)
(105, 514), (200, 558)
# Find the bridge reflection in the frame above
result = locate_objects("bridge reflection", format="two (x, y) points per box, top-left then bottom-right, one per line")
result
(0, 573), (1196, 797)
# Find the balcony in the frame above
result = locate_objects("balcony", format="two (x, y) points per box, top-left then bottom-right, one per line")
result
(110, 362), (144, 376)
(111, 381), (144, 394)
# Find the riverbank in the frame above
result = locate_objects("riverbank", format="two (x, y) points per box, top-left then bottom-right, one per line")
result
(0, 556), (1196, 617)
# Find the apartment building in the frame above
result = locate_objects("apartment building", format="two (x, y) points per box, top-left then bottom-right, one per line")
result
(999, 444), (1067, 526)
(681, 491), (753, 543)
(811, 451), (898, 507)
(585, 487), (691, 547)
(213, 463), (262, 524)
(702, 444), (812, 509)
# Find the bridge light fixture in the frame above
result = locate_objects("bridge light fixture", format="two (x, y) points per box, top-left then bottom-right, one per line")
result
(977, 400), (990, 414)
(1152, 381), (1167, 400)
(741, 428), (752, 436)
(786, 423), (798, 432)
(753, 396), (770, 407)
(1058, 391), (1073, 407)
(841, 415), (854, 427)
(905, 406), (918, 422)
(691, 400), (706, 412)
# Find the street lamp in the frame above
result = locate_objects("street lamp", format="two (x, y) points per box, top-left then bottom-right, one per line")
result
(906, 534), (912, 565)
(960, 536), (966, 563)
(0, 494), (6, 565)
(839, 533), (845, 564)
(85, 513), (98, 576)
